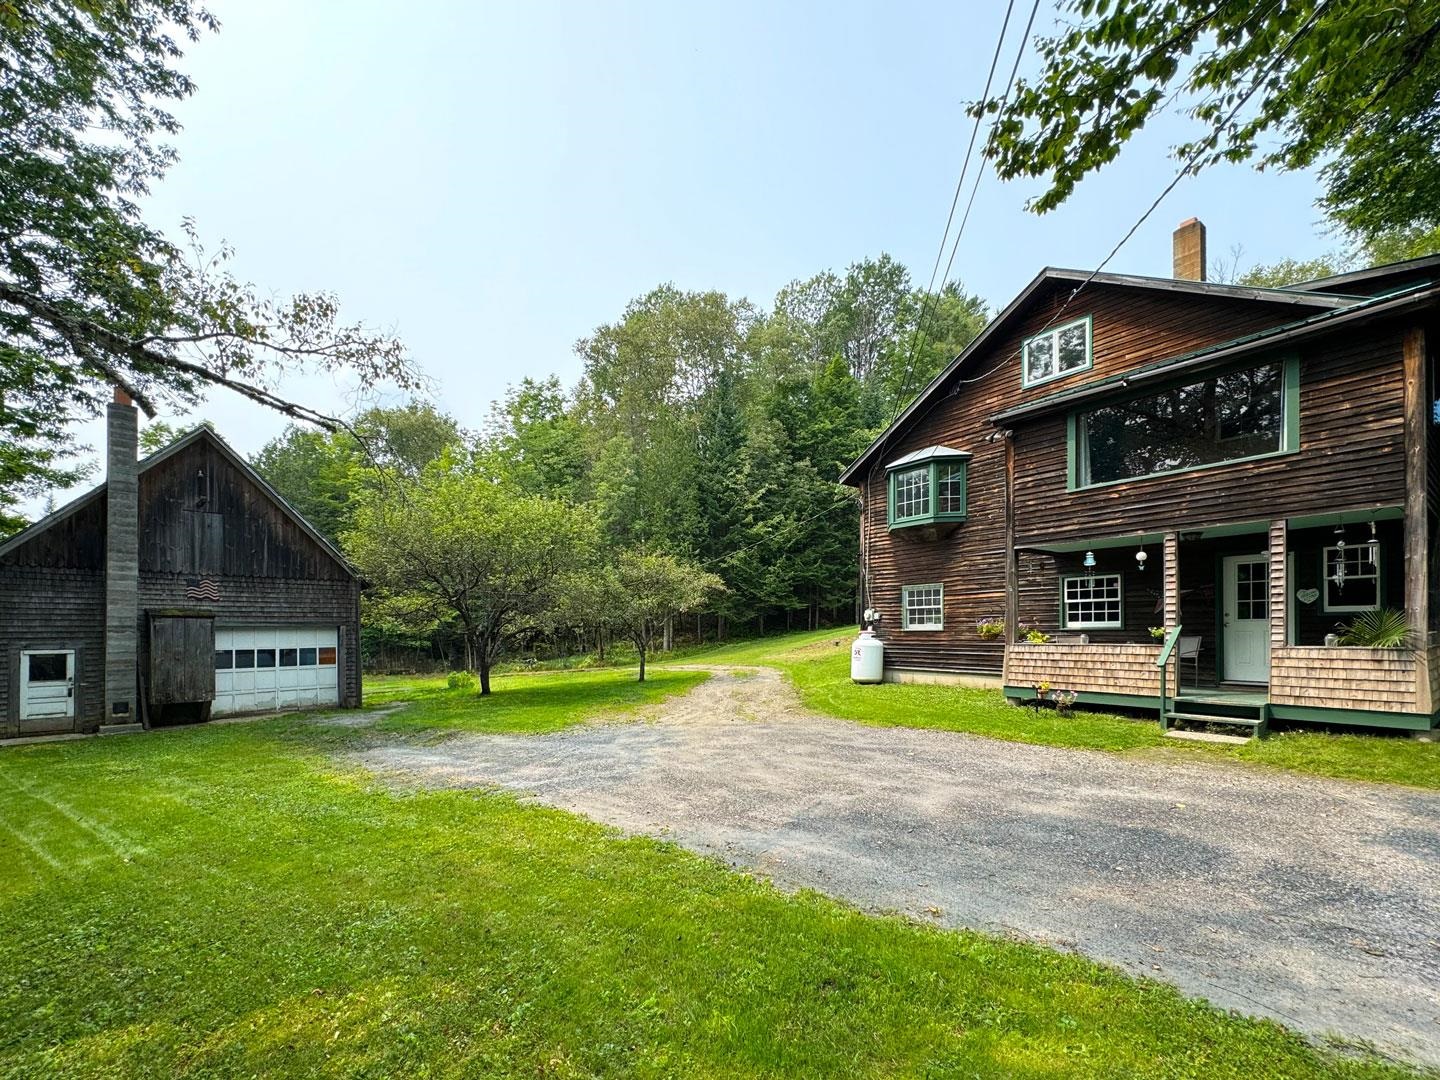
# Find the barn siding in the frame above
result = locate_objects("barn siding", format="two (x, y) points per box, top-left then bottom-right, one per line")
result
(860, 281), (1405, 675)
(1, 430), (363, 734)
(0, 567), (106, 735)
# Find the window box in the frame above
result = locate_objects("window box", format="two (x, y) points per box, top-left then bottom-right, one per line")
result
(885, 446), (971, 532)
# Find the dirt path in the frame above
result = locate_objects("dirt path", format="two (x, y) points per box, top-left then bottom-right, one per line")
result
(349, 666), (1440, 1066)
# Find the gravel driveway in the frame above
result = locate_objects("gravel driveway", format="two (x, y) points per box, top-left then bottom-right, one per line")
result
(350, 666), (1440, 1066)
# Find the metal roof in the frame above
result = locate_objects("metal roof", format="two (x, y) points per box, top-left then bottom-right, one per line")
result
(885, 444), (972, 469)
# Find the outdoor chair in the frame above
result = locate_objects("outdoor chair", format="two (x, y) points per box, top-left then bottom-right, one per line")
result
(1177, 635), (1201, 688)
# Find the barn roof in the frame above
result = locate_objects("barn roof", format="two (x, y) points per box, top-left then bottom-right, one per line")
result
(0, 425), (360, 577)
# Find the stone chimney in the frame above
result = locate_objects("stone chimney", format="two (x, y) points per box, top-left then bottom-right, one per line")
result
(104, 387), (140, 724)
(1172, 218), (1207, 281)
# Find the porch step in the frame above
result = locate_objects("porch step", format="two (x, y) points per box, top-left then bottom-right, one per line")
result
(1164, 729), (1252, 746)
(1166, 711), (1263, 729)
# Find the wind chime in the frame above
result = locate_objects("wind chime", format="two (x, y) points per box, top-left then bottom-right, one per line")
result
(1331, 524), (1347, 594)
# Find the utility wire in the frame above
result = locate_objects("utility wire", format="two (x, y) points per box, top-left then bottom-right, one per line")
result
(887, 0), (1020, 426)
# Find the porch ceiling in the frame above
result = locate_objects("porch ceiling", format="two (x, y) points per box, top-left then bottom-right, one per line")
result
(1018, 505), (1404, 554)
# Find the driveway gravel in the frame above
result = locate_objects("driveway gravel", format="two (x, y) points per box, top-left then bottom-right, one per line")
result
(349, 666), (1440, 1066)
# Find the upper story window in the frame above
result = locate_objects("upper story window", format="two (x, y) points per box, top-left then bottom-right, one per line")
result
(885, 446), (970, 530)
(1022, 316), (1092, 388)
(1073, 357), (1296, 488)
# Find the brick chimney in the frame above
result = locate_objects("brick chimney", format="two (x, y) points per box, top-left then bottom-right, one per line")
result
(1172, 218), (1207, 281)
(104, 387), (140, 724)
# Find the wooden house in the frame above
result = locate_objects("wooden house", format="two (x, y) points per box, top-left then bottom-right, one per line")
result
(1, 396), (362, 737)
(841, 221), (1440, 734)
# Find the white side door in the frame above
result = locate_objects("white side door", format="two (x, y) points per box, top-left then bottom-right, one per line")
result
(1222, 554), (1270, 683)
(19, 650), (76, 723)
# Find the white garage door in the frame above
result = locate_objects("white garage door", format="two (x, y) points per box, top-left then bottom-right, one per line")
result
(214, 626), (340, 715)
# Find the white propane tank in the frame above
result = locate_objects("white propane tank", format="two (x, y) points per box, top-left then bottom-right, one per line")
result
(850, 629), (884, 683)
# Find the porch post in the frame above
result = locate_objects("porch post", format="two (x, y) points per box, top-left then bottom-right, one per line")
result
(1268, 519), (1288, 652)
(1162, 533), (1180, 629)
(1402, 326), (1432, 712)
(1002, 432), (1018, 685)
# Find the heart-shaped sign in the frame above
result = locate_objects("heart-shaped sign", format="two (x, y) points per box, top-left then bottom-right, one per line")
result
(1296, 588), (1320, 605)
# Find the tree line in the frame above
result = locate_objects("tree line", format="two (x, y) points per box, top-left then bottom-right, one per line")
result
(250, 259), (989, 674)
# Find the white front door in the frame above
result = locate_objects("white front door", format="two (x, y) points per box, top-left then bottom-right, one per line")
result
(19, 650), (76, 726)
(1222, 554), (1270, 683)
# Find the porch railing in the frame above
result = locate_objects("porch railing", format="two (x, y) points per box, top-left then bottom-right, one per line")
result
(1156, 624), (1184, 730)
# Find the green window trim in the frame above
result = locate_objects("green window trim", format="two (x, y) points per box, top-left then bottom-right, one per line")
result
(1066, 353), (1301, 491)
(1059, 572), (1125, 629)
(886, 457), (969, 530)
(1022, 315), (1093, 390)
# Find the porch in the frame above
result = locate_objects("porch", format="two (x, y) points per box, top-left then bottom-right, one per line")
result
(1001, 508), (1440, 732)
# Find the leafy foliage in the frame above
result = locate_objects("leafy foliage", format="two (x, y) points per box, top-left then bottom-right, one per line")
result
(979, 1), (1440, 242)
(0, 2), (420, 532)
(1335, 608), (1414, 649)
(345, 460), (596, 692)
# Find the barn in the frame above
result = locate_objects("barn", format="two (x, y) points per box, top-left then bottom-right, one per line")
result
(1, 394), (363, 737)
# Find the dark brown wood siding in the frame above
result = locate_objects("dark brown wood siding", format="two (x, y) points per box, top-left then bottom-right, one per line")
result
(859, 282), (1356, 673)
(1012, 326), (1408, 545)
(1, 432), (363, 732)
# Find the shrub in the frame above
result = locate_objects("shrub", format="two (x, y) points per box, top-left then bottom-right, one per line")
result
(446, 670), (478, 692)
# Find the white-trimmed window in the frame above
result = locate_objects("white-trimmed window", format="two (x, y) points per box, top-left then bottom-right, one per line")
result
(1323, 545), (1380, 612)
(1061, 573), (1123, 628)
(901, 584), (944, 630)
(892, 466), (930, 520)
(1022, 316), (1092, 388)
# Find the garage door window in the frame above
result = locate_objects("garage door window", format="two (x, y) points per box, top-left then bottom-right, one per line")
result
(318, 647), (336, 665)
(214, 650), (233, 669)
(234, 649), (255, 669)
(299, 647), (317, 666)
(256, 648), (276, 668)
(279, 648), (298, 667)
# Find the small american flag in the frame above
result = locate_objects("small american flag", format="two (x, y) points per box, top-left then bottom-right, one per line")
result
(185, 576), (221, 602)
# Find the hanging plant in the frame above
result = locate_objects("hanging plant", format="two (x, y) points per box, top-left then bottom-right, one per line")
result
(976, 619), (1005, 640)
(1335, 608), (1413, 648)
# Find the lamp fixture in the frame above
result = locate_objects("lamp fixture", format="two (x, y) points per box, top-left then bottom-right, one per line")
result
(1135, 542), (1148, 571)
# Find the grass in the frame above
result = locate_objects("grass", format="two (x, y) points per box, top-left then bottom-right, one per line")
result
(363, 667), (710, 735)
(0, 708), (1424, 1078)
(667, 629), (1440, 789)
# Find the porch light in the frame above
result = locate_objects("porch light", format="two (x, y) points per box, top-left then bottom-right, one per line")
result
(1083, 550), (1096, 586)
(1135, 543), (1147, 571)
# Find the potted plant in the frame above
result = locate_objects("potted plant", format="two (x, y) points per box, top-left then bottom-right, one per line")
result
(976, 618), (1005, 640)
(1335, 608), (1413, 648)
(1148, 626), (1168, 641)
(1049, 688), (1077, 715)
(1023, 628), (1051, 644)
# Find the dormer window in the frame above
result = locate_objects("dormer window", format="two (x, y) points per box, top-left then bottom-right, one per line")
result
(1022, 316), (1092, 388)
(885, 446), (970, 531)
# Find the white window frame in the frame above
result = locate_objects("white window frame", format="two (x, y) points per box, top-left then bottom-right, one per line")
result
(1060, 573), (1124, 629)
(1022, 316), (1093, 389)
(901, 584), (945, 631)
(1322, 544), (1381, 613)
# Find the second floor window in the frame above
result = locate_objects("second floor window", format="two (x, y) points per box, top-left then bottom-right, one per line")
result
(1075, 358), (1291, 487)
(1023, 316), (1092, 388)
(885, 447), (970, 529)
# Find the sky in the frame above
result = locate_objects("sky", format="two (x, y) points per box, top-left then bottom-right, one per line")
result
(44, 0), (1338, 506)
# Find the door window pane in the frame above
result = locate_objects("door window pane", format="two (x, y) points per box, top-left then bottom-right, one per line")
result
(233, 649), (256, 669)
(256, 649), (277, 668)
(299, 648), (317, 666)
(214, 650), (234, 670)
(27, 653), (68, 682)
(279, 648), (298, 667)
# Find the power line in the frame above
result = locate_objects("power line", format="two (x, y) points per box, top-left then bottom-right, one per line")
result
(887, 0), (1020, 425)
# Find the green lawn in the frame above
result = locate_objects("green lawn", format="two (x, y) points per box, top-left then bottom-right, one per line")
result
(363, 667), (710, 734)
(667, 629), (1440, 789)
(0, 702), (1422, 1078)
